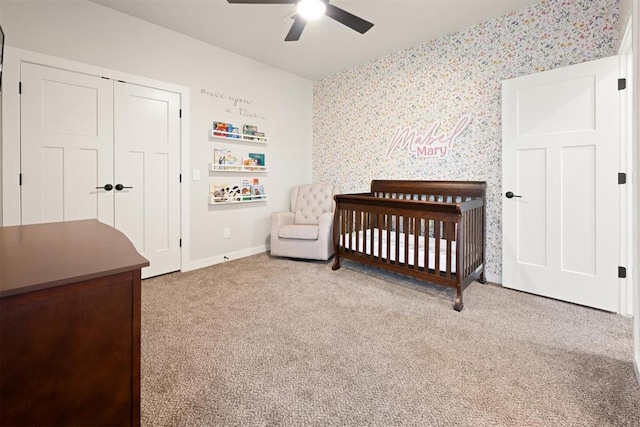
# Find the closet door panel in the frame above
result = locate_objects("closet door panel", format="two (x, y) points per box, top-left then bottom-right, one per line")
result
(21, 63), (114, 225)
(114, 82), (181, 278)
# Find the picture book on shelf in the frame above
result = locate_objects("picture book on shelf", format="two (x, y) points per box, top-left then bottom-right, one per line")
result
(243, 158), (256, 169)
(213, 121), (240, 138)
(241, 179), (252, 200)
(227, 185), (242, 202)
(243, 124), (257, 136)
(248, 153), (265, 166)
(251, 184), (265, 198)
(213, 121), (229, 136)
(252, 131), (266, 141)
(213, 148), (240, 170)
(210, 182), (228, 203)
(242, 153), (265, 170)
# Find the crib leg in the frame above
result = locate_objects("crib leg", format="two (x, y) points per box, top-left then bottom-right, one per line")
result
(478, 271), (487, 284)
(453, 288), (464, 312)
(331, 254), (341, 271)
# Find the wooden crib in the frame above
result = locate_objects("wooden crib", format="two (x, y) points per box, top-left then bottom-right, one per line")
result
(332, 180), (486, 311)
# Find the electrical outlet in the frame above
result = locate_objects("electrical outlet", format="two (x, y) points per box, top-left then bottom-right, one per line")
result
(223, 227), (230, 238)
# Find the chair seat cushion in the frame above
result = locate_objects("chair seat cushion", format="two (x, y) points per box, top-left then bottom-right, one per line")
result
(278, 225), (319, 240)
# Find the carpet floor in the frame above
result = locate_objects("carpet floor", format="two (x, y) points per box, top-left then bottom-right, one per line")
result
(141, 253), (639, 426)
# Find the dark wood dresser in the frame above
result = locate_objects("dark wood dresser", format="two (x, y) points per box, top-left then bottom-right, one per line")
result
(0, 219), (149, 426)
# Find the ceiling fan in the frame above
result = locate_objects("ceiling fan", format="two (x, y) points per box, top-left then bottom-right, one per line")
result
(227, 0), (374, 42)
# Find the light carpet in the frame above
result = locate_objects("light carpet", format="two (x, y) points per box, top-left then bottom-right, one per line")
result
(141, 253), (639, 426)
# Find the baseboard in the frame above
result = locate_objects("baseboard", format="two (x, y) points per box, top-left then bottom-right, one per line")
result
(635, 355), (640, 388)
(183, 245), (268, 272)
(485, 272), (501, 284)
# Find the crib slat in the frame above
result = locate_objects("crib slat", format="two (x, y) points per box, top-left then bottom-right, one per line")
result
(464, 210), (469, 275)
(473, 209), (478, 272)
(378, 214), (383, 261)
(386, 215), (391, 264)
(467, 210), (476, 274)
(477, 207), (482, 270)
(467, 210), (472, 276)
(425, 219), (431, 270)
(364, 211), (369, 259)
(435, 220), (441, 276)
(403, 216), (409, 267)
(395, 216), (400, 266)
(334, 209), (347, 252)
(446, 222), (452, 279)
(470, 210), (474, 275)
(340, 208), (345, 254)
(414, 218), (419, 271)
(355, 210), (361, 255)
(348, 209), (354, 254)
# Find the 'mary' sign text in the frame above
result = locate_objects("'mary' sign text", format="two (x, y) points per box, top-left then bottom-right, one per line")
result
(385, 115), (471, 159)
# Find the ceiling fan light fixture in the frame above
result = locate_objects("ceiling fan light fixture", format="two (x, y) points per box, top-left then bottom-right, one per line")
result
(296, 0), (326, 21)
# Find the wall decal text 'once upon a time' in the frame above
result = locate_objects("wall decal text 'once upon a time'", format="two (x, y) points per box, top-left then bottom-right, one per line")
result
(385, 115), (471, 159)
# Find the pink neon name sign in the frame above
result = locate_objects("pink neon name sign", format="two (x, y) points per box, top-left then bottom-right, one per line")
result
(385, 115), (471, 159)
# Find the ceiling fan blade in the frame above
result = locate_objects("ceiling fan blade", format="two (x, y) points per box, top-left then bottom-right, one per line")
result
(227, 0), (295, 4)
(285, 15), (306, 41)
(325, 4), (374, 34)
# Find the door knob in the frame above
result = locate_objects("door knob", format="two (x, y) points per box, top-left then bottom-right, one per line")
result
(115, 184), (133, 191)
(505, 191), (522, 199)
(96, 184), (114, 191)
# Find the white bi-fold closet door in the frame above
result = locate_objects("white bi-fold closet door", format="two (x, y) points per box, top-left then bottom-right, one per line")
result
(20, 62), (181, 278)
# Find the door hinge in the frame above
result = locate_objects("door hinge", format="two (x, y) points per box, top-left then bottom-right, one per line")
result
(18, 82), (22, 94)
(618, 78), (626, 90)
(179, 174), (182, 183)
(101, 76), (109, 80)
(179, 238), (182, 248)
(179, 109), (182, 118)
(618, 172), (627, 184)
(618, 266), (627, 279)
(19, 173), (22, 186)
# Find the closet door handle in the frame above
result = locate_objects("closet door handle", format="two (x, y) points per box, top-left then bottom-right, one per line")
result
(505, 191), (522, 199)
(115, 184), (133, 191)
(96, 184), (114, 191)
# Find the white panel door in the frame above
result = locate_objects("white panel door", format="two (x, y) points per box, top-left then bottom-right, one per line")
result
(21, 63), (114, 225)
(114, 82), (181, 279)
(502, 56), (620, 312)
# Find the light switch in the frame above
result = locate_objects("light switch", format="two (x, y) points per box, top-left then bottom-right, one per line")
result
(193, 169), (201, 181)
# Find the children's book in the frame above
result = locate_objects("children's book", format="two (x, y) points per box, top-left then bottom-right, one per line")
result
(241, 179), (252, 200)
(252, 131), (266, 142)
(210, 182), (229, 203)
(213, 148), (240, 170)
(248, 153), (265, 167)
(213, 121), (231, 137)
(251, 184), (265, 198)
(243, 124), (258, 139)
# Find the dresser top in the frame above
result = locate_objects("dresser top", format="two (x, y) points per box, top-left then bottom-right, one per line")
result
(1, 219), (149, 297)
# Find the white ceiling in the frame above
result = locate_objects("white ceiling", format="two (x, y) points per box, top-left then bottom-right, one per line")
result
(91, 0), (541, 81)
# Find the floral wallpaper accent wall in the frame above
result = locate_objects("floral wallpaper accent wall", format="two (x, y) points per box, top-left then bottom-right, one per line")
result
(312, 0), (620, 282)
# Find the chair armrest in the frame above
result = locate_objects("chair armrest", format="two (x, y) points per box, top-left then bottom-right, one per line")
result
(318, 212), (334, 233)
(271, 211), (295, 227)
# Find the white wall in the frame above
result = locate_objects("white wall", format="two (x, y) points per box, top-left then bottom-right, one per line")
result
(0, 0), (313, 270)
(633, 0), (640, 385)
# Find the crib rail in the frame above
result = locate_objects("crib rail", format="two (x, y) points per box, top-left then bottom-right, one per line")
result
(371, 180), (486, 201)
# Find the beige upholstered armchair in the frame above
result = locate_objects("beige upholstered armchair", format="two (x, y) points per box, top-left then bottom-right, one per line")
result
(270, 183), (341, 261)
